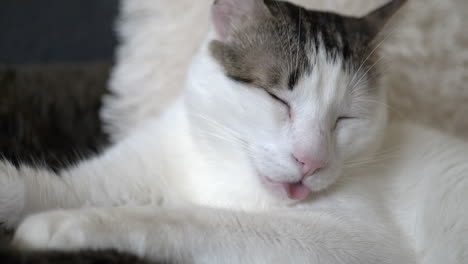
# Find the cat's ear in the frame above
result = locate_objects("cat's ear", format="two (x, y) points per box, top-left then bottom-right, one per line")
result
(211, 0), (271, 39)
(356, 0), (407, 42)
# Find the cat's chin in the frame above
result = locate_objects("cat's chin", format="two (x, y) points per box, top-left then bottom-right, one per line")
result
(257, 165), (343, 202)
(259, 175), (312, 202)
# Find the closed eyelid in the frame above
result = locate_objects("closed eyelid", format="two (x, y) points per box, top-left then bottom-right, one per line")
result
(266, 91), (292, 119)
(334, 116), (358, 130)
(227, 75), (253, 84)
(338, 116), (356, 120)
(266, 91), (288, 106)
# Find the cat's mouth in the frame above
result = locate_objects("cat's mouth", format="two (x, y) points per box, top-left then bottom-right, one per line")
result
(261, 175), (311, 201)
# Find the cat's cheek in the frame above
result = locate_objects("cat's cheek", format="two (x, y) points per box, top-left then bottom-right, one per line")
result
(304, 165), (342, 192)
(335, 121), (363, 152)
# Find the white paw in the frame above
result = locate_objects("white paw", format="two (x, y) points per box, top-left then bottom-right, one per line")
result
(12, 211), (89, 251)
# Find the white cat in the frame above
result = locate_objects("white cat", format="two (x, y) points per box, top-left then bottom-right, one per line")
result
(1, 0), (467, 263)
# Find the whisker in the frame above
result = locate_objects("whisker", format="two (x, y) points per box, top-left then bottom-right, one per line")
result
(197, 131), (249, 150)
(348, 14), (405, 87)
(358, 97), (404, 119)
(349, 55), (386, 92)
(190, 114), (250, 149)
(344, 146), (402, 168)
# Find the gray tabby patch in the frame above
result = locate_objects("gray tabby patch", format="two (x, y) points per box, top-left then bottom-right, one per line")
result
(210, 0), (406, 92)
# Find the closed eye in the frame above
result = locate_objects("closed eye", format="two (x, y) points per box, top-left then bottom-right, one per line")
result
(266, 91), (291, 118)
(267, 91), (289, 108)
(337, 116), (355, 121)
(228, 75), (253, 84)
(334, 116), (357, 130)
(228, 74), (291, 117)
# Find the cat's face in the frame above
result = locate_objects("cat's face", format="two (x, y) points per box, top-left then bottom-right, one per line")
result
(186, 0), (404, 202)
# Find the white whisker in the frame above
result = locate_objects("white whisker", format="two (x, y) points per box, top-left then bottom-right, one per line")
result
(344, 146), (402, 168)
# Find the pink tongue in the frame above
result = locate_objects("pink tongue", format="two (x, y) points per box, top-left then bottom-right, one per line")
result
(283, 183), (311, 200)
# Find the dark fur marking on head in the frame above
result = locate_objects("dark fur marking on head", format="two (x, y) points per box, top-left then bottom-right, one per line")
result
(288, 69), (300, 90)
(210, 0), (407, 92)
(228, 75), (253, 84)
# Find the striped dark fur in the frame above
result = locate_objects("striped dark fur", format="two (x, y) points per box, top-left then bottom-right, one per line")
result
(210, 0), (397, 92)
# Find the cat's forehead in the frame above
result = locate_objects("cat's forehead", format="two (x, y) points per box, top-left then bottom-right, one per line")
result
(210, 1), (371, 91)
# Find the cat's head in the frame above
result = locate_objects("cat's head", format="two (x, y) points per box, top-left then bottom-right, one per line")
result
(186, 0), (406, 202)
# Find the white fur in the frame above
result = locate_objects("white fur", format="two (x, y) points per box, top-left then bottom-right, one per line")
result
(7, 119), (468, 263)
(103, 0), (468, 140)
(1, 0), (467, 263)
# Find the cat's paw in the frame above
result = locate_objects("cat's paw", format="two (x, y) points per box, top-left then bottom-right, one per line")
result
(12, 211), (89, 251)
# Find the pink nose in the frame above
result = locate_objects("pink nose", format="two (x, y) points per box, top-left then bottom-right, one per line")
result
(292, 153), (326, 176)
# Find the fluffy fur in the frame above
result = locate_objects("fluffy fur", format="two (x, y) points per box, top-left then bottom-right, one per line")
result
(0, 0), (467, 264)
(104, 0), (468, 140)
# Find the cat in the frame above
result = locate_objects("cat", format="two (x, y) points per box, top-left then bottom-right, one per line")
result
(1, 0), (467, 263)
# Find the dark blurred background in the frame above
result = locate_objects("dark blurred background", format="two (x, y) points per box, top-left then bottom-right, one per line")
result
(0, 0), (120, 171)
(0, 0), (119, 64)
(0, 2), (161, 263)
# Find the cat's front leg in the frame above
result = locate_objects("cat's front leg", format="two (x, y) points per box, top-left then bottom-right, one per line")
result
(12, 206), (416, 264)
(12, 210), (91, 251)
(12, 207), (177, 261)
(0, 120), (175, 228)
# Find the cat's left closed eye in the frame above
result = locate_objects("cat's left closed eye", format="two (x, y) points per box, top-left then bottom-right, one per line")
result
(228, 75), (253, 84)
(337, 117), (355, 122)
(334, 116), (356, 129)
(267, 92), (288, 106)
(266, 91), (291, 118)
